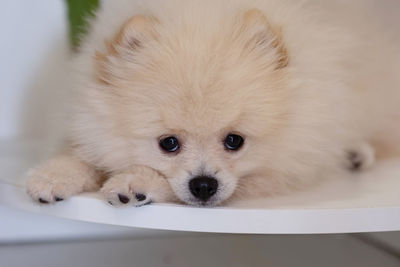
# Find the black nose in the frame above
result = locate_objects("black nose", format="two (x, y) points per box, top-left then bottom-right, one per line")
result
(189, 176), (218, 202)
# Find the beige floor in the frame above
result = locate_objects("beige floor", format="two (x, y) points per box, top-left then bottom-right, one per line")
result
(1, 234), (400, 267)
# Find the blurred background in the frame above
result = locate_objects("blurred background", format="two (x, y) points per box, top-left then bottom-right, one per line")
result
(0, 1), (399, 266)
(0, 0), (99, 145)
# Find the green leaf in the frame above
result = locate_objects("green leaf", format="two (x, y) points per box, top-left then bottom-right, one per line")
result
(66, 0), (99, 48)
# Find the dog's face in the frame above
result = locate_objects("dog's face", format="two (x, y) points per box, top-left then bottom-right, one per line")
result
(81, 10), (292, 206)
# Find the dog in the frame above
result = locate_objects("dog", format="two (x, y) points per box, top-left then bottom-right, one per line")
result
(26, 0), (400, 207)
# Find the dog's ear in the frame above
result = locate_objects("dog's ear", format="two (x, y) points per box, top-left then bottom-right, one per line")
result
(95, 15), (158, 84)
(239, 9), (288, 69)
(111, 15), (158, 51)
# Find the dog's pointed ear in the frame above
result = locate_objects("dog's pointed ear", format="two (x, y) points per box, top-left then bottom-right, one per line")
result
(111, 15), (158, 52)
(240, 9), (288, 69)
(95, 15), (158, 84)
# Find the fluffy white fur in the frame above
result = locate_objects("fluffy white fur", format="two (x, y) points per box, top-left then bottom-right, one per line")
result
(27, 0), (400, 206)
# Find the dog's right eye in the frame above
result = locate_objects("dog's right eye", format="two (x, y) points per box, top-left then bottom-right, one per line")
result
(224, 134), (244, 151)
(159, 136), (180, 153)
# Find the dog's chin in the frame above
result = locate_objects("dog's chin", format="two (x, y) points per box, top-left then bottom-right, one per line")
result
(180, 195), (225, 207)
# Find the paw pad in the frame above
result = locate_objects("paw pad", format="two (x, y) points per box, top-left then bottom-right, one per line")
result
(347, 151), (363, 171)
(135, 193), (146, 202)
(118, 194), (130, 204)
(37, 196), (64, 204)
(38, 198), (49, 204)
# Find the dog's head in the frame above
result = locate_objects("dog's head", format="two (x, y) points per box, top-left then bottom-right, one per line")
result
(77, 9), (294, 206)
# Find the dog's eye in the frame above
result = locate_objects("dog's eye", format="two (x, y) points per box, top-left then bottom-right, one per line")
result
(224, 134), (244, 151)
(159, 136), (180, 153)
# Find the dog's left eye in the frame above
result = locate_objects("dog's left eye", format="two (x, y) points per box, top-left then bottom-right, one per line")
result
(159, 136), (180, 153)
(224, 134), (244, 151)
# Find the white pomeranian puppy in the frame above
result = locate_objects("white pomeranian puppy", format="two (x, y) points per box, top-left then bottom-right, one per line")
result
(27, 0), (400, 206)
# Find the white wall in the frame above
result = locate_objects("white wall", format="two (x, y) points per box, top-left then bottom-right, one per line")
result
(0, 0), (69, 140)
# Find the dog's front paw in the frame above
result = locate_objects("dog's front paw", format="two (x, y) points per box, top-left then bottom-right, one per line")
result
(100, 167), (176, 207)
(100, 173), (152, 207)
(26, 156), (100, 204)
(26, 168), (82, 204)
(346, 143), (375, 171)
